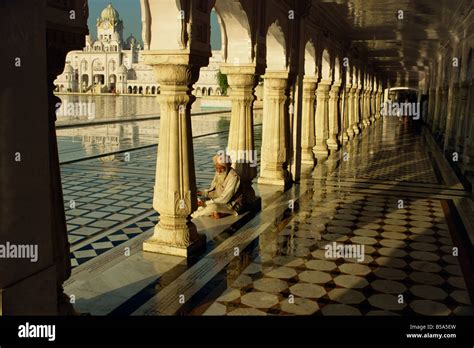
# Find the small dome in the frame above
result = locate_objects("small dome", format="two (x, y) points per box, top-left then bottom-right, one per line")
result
(118, 65), (127, 74)
(100, 3), (119, 21)
(126, 34), (136, 44)
(64, 63), (74, 74)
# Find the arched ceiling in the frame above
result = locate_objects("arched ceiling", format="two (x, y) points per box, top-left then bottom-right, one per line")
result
(315, 0), (472, 87)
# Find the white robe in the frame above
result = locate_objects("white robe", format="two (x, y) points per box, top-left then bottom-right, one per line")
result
(192, 168), (240, 218)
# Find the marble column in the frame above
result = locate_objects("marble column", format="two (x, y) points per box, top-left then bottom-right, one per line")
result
(327, 82), (341, 151)
(361, 89), (367, 128)
(439, 86), (449, 137)
(363, 88), (371, 128)
(258, 71), (290, 186)
(432, 87), (442, 134)
(352, 86), (361, 135)
(427, 88), (435, 127)
(340, 85), (352, 142)
(346, 85), (356, 139)
(220, 65), (258, 204)
(455, 82), (470, 153)
(300, 77), (317, 166)
(462, 81), (474, 173)
(370, 89), (377, 123)
(445, 83), (460, 151)
(313, 80), (331, 160)
(142, 58), (205, 258)
(0, 0), (88, 315)
(375, 90), (383, 120)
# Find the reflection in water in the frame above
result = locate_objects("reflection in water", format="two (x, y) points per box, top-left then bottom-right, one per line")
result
(57, 115), (240, 163)
(55, 94), (224, 122)
(55, 94), (161, 122)
(55, 94), (242, 162)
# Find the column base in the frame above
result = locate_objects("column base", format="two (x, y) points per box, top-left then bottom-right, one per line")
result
(300, 164), (314, 179)
(301, 150), (316, 166)
(327, 138), (339, 151)
(258, 164), (290, 187)
(341, 132), (350, 143)
(353, 125), (360, 135)
(347, 128), (355, 139)
(313, 145), (329, 161)
(143, 225), (206, 258)
(257, 175), (289, 187)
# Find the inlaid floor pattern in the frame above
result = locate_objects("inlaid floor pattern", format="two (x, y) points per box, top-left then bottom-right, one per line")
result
(203, 189), (473, 316)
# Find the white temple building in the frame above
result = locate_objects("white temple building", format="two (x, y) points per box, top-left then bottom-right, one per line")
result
(54, 3), (222, 96)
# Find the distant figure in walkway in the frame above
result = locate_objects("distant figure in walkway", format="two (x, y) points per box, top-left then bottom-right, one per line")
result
(192, 154), (243, 219)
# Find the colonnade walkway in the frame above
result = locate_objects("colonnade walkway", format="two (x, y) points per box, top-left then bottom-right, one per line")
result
(59, 114), (262, 268)
(64, 117), (474, 316)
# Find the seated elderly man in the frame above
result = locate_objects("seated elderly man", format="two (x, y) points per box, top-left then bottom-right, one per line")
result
(192, 154), (243, 219)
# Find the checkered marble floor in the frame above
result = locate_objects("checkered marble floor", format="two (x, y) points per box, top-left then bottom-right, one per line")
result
(70, 213), (158, 268)
(324, 123), (440, 185)
(60, 123), (262, 264)
(202, 189), (473, 316)
(197, 119), (474, 316)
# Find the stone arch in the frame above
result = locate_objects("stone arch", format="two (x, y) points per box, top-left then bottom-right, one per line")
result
(216, 87), (221, 95)
(352, 65), (358, 86)
(144, 1), (190, 50)
(146, 86), (150, 94)
(92, 58), (103, 72)
(266, 20), (287, 71)
(202, 87), (207, 96)
(128, 86), (132, 94)
(214, 0), (253, 64)
(345, 60), (352, 86)
(321, 48), (331, 80)
(334, 55), (341, 82)
(373, 76), (379, 91)
(133, 86), (137, 94)
(304, 38), (317, 77)
(139, 86), (143, 94)
(209, 87), (214, 95)
(152, 86), (156, 94)
(81, 74), (89, 89)
(108, 60), (116, 72)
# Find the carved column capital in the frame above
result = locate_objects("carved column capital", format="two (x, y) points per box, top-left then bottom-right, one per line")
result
(329, 83), (341, 98)
(316, 80), (331, 98)
(151, 64), (194, 86)
(302, 78), (317, 98)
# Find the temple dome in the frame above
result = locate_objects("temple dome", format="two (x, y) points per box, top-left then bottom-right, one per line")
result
(126, 34), (136, 44)
(100, 3), (119, 21)
(64, 63), (74, 74)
